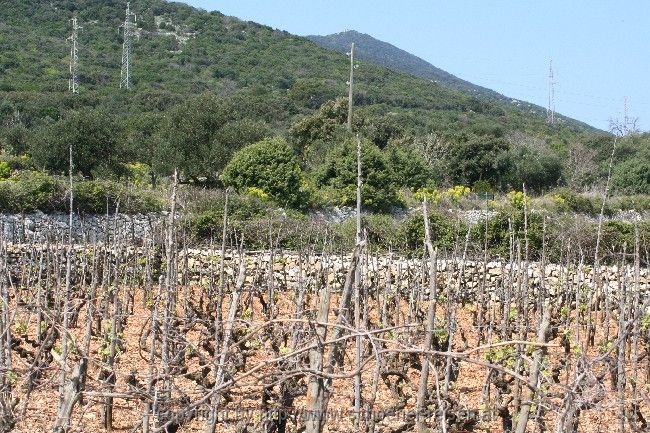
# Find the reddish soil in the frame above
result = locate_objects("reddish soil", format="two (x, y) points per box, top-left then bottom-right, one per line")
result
(8, 285), (650, 433)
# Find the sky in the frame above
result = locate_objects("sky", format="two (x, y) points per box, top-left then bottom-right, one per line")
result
(183, 1), (650, 132)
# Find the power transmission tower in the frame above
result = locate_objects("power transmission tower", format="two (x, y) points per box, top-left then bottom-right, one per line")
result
(547, 60), (556, 125)
(120, 2), (137, 90)
(621, 96), (638, 135)
(347, 42), (355, 130)
(67, 17), (82, 94)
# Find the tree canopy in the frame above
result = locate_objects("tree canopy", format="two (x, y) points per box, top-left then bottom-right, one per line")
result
(31, 109), (123, 177)
(222, 137), (304, 208)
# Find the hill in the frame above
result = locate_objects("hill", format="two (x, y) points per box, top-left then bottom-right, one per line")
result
(3, 0), (647, 205)
(307, 30), (581, 127)
(0, 1), (593, 135)
(307, 30), (504, 99)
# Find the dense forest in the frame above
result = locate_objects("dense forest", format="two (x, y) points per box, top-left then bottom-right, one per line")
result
(0, 0), (649, 215)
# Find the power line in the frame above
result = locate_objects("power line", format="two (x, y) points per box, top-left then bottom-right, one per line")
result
(119, 2), (137, 90)
(67, 16), (82, 94)
(456, 72), (650, 108)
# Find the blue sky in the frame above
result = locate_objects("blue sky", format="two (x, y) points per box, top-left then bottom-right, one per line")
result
(183, 1), (650, 132)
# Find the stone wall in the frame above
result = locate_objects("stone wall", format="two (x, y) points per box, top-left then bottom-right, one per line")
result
(0, 212), (163, 243)
(179, 249), (650, 298)
(3, 244), (648, 301)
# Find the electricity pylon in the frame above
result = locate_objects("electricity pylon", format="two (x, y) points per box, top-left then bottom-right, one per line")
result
(120, 2), (137, 89)
(68, 17), (82, 94)
(547, 60), (556, 125)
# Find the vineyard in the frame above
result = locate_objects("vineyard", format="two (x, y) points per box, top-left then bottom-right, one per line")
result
(1, 1), (649, 432)
(0, 186), (648, 433)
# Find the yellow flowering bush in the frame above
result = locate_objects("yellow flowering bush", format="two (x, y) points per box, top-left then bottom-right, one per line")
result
(445, 185), (471, 202)
(414, 187), (443, 204)
(507, 190), (528, 209)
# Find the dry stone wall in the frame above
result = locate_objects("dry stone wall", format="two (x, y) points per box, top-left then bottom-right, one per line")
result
(3, 244), (648, 302)
(0, 212), (163, 243)
(180, 249), (650, 299)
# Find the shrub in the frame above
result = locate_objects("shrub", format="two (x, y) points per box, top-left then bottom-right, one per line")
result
(73, 181), (121, 213)
(0, 154), (31, 172)
(0, 172), (162, 214)
(413, 186), (471, 208)
(234, 212), (313, 250)
(183, 188), (273, 239)
(16, 171), (62, 212)
(611, 157), (650, 195)
(222, 137), (305, 209)
(72, 180), (163, 214)
(610, 195), (650, 212)
(472, 210), (544, 259)
(0, 171), (62, 212)
(187, 207), (316, 249)
(413, 187), (443, 204)
(446, 185), (471, 202)
(549, 193), (570, 212)
(124, 162), (153, 187)
(0, 161), (11, 180)
(507, 190), (528, 210)
(245, 186), (270, 201)
(551, 188), (611, 216)
(397, 211), (460, 251)
(188, 210), (223, 239)
(472, 180), (494, 194)
(599, 221), (635, 258)
(118, 188), (163, 214)
(183, 188), (268, 221)
(362, 214), (399, 250)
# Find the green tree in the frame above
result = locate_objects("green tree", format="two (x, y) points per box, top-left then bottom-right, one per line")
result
(446, 133), (510, 187)
(210, 118), (272, 173)
(153, 94), (271, 183)
(289, 98), (350, 150)
(385, 142), (432, 190)
(611, 157), (650, 195)
(504, 141), (564, 192)
(31, 109), (124, 177)
(361, 115), (404, 149)
(3, 124), (29, 155)
(153, 94), (229, 181)
(222, 137), (304, 208)
(124, 112), (164, 185)
(288, 78), (340, 109)
(316, 139), (401, 212)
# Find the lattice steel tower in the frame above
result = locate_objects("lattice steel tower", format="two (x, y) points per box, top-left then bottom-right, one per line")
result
(347, 42), (355, 131)
(120, 2), (137, 89)
(68, 17), (82, 94)
(547, 60), (556, 125)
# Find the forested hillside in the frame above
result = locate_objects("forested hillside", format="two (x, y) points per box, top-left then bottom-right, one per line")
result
(0, 0), (648, 212)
